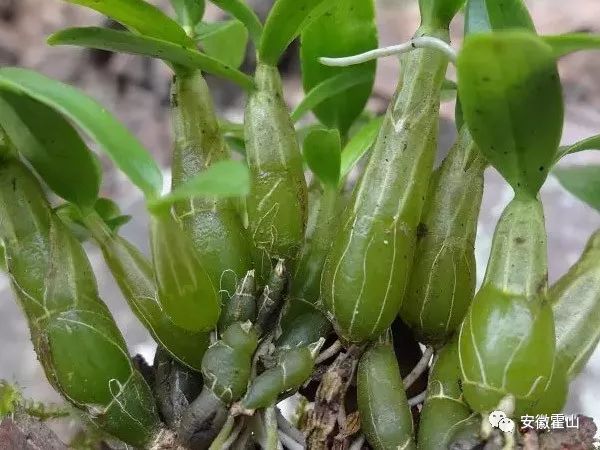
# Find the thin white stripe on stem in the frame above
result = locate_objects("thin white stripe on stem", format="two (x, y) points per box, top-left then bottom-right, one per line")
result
(320, 36), (457, 67)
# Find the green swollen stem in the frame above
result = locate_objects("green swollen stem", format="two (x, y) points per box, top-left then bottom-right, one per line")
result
(357, 342), (416, 450)
(458, 195), (555, 416)
(282, 182), (338, 324)
(0, 159), (161, 446)
(400, 126), (486, 347)
(82, 211), (210, 371)
(244, 62), (308, 266)
(150, 209), (220, 332)
(320, 24), (452, 343)
(417, 338), (471, 450)
(551, 229), (600, 379)
(170, 70), (256, 330)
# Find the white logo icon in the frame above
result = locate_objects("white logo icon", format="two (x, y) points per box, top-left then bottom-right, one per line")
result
(498, 417), (516, 433)
(489, 410), (507, 428)
(489, 410), (515, 433)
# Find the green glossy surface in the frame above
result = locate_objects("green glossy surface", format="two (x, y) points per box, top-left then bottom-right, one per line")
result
(222, 321), (259, 355)
(150, 211), (220, 332)
(418, 339), (471, 450)
(280, 182), (338, 331)
(241, 347), (314, 410)
(302, 127), (341, 188)
(551, 230), (600, 378)
(65, 0), (193, 46)
(457, 32), (563, 196)
(465, 0), (535, 34)
(202, 323), (258, 403)
(300, 0), (377, 135)
(218, 270), (257, 331)
(0, 91), (100, 210)
(357, 343), (416, 450)
(554, 166), (600, 213)
(401, 127), (486, 346)
(458, 197), (555, 416)
(320, 26), (451, 343)
(259, 0), (337, 66)
(277, 310), (332, 350)
(0, 159), (160, 446)
(0, 67), (163, 199)
(170, 0), (205, 31)
(83, 213), (209, 371)
(544, 33), (600, 58)
(171, 72), (255, 330)
(244, 63), (308, 264)
(48, 28), (255, 91)
(520, 363), (567, 416)
(196, 20), (248, 68)
(210, 0), (263, 45)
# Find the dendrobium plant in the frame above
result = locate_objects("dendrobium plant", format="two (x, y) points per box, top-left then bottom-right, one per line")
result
(0, 0), (599, 448)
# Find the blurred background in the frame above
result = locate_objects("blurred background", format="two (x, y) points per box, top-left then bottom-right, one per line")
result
(0, 0), (599, 441)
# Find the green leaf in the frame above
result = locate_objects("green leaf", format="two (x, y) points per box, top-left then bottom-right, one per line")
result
(220, 120), (246, 155)
(0, 91), (101, 210)
(170, 0), (205, 32)
(54, 203), (93, 241)
(65, 0), (193, 47)
(465, 0), (535, 35)
(0, 67), (163, 198)
(543, 33), (600, 58)
(554, 166), (600, 212)
(459, 0), (535, 134)
(93, 198), (132, 231)
(303, 127), (341, 188)
(300, 0), (377, 135)
(93, 197), (122, 221)
(196, 20), (249, 68)
(210, 0), (263, 45)
(457, 32), (563, 196)
(555, 134), (600, 162)
(291, 70), (373, 124)
(565, 135), (600, 154)
(149, 160), (250, 211)
(48, 27), (255, 91)
(55, 198), (131, 241)
(259, 0), (337, 66)
(340, 116), (383, 180)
